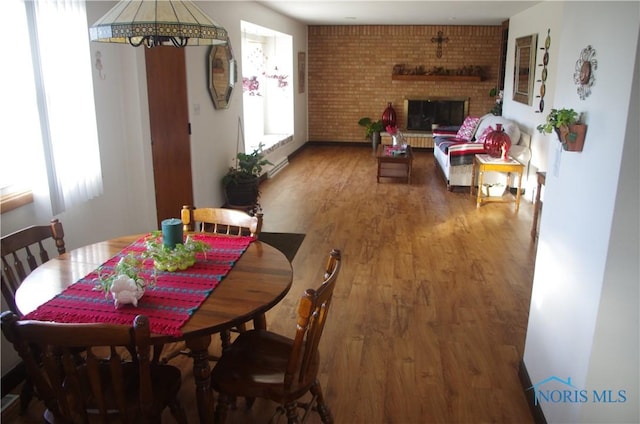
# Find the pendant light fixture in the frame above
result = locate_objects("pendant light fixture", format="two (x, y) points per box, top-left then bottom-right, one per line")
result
(89, 0), (228, 48)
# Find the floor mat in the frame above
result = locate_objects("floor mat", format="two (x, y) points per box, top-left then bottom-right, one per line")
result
(259, 232), (305, 262)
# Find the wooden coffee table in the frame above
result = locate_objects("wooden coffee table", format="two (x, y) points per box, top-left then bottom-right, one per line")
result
(376, 145), (413, 184)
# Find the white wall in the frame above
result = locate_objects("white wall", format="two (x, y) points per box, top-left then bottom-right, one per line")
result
(1, 0), (307, 377)
(580, 28), (640, 422)
(516, 2), (639, 423)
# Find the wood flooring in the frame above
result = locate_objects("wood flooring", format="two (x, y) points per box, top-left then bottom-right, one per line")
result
(6, 144), (536, 423)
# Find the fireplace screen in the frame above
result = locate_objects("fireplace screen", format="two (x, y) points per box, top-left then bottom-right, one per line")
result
(404, 98), (469, 132)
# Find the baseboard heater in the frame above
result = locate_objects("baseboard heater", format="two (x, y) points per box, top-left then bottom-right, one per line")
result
(268, 157), (289, 178)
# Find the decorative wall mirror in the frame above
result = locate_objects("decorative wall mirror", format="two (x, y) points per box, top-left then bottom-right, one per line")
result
(209, 40), (236, 109)
(513, 34), (537, 105)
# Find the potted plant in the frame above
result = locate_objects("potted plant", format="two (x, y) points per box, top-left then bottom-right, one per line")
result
(222, 143), (273, 208)
(536, 108), (587, 152)
(488, 87), (503, 116)
(358, 117), (384, 150)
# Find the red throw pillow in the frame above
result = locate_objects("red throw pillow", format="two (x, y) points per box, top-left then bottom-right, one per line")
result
(456, 116), (481, 141)
(475, 125), (494, 144)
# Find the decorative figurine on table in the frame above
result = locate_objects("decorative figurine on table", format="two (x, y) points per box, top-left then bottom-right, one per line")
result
(110, 274), (145, 308)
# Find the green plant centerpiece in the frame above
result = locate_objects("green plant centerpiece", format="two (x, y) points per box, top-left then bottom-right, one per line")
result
(358, 117), (384, 140)
(222, 143), (272, 208)
(142, 232), (210, 272)
(94, 232), (210, 307)
(537, 108), (587, 151)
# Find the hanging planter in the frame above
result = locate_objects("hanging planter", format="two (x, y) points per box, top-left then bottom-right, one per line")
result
(555, 124), (587, 152)
(537, 108), (587, 152)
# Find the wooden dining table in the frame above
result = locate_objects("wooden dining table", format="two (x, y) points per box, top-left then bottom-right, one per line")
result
(14, 233), (293, 423)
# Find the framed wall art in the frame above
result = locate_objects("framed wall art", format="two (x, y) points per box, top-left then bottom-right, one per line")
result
(513, 34), (538, 105)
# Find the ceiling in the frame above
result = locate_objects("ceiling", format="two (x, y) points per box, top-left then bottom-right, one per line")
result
(256, 1), (541, 26)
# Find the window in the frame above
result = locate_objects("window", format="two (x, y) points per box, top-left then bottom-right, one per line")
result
(240, 21), (293, 154)
(1, 0), (102, 215)
(0, 0), (41, 212)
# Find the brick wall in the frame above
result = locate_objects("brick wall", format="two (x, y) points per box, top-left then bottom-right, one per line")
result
(308, 25), (503, 143)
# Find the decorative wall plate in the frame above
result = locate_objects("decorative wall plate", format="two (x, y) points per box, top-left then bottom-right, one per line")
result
(574, 45), (597, 100)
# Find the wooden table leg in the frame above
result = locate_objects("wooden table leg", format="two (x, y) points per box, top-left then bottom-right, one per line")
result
(515, 169), (522, 212)
(186, 334), (214, 423)
(476, 169), (484, 208)
(470, 160), (477, 197)
(253, 313), (267, 330)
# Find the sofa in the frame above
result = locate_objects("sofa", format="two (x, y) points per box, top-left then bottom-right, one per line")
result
(433, 114), (531, 190)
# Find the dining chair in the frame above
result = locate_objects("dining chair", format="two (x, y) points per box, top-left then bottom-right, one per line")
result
(1, 311), (187, 424)
(211, 249), (342, 424)
(181, 204), (263, 237)
(1, 219), (66, 412)
(160, 205), (265, 364)
(1, 219), (65, 315)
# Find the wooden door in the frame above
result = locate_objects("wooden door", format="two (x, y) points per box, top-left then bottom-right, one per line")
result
(144, 47), (194, 228)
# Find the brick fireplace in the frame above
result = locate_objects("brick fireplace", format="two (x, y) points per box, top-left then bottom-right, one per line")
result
(404, 98), (470, 132)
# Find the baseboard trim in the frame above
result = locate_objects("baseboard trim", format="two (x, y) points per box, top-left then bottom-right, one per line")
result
(1, 362), (26, 398)
(304, 140), (433, 151)
(518, 359), (548, 424)
(306, 140), (370, 147)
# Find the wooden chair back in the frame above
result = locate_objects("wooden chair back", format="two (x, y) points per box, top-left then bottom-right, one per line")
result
(1, 312), (185, 424)
(1, 219), (65, 314)
(181, 205), (263, 237)
(287, 249), (341, 389)
(211, 249), (342, 423)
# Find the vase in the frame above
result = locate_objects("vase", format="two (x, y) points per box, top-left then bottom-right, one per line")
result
(372, 131), (381, 152)
(483, 123), (511, 158)
(381, 102), (397, 127)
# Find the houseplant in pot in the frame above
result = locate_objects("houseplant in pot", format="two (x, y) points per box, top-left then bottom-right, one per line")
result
(223, 143), (272, 208)
(536, 108), (587, 152)
(358, 117), (384, 150)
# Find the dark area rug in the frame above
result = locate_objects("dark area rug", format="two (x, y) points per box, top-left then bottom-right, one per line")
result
(259, 232), (305, 262)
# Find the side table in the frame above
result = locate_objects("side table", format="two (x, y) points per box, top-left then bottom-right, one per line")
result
(376, 145), (413, 184)
(531, 171), (546, 239)
(470, 154), (524, 211)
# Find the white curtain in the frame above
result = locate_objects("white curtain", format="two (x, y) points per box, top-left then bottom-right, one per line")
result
(29, 0), (103, 214)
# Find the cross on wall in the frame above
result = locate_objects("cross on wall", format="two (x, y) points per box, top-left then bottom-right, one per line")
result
(431, 31), (449, 58)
